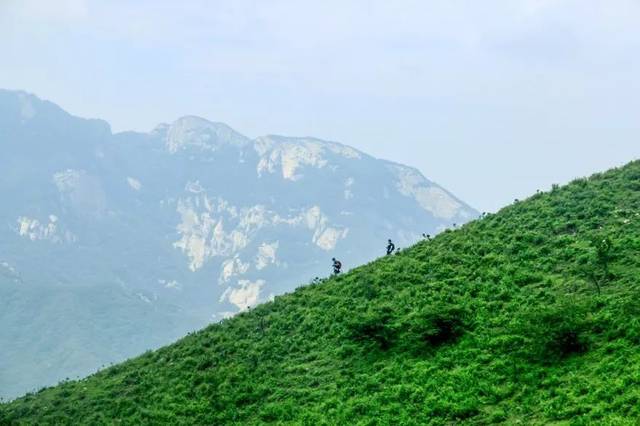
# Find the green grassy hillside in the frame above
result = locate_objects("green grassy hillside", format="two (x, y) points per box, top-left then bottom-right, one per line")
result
(2, 161), (640, 425)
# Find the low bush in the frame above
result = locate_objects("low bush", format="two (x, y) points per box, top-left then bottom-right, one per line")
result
(514, 300), (591, 362)
(347, 305), (396, 350)
(408, 306), (469, 347)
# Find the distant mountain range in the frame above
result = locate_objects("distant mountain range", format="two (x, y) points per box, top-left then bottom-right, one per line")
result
(0, 89), (477, 399)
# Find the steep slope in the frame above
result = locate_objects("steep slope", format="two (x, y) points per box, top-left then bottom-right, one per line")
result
(2, 161), (639, 424)
(0, 89), (476, 400)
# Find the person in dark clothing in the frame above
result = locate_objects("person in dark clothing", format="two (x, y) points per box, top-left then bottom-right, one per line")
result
(332, 258), (342, 275)
(386, 239), (395, 255)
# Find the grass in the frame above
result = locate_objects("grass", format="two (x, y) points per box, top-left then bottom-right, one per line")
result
(2, 160), (640, 425)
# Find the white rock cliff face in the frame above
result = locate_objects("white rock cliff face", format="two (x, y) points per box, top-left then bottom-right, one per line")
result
(389, 164), (473, 221)
(255, 242), (278, 270)
(219, 279), (264, 310)
(16, 215), (76, 243)
(255, 136), (361, 181)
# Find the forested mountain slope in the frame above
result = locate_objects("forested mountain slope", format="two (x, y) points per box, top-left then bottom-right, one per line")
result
(2, 161), (640, 424)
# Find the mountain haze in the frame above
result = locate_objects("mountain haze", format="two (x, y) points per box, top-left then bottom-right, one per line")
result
(0, 90), (476, 400)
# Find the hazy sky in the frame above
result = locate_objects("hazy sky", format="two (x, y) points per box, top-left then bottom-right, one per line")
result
(1, 0), (639, 212)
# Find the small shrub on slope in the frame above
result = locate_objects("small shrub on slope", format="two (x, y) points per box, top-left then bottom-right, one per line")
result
(513, 299), (592, 362)
(407, 306), (469, 348)
(347, 305), (396, 350)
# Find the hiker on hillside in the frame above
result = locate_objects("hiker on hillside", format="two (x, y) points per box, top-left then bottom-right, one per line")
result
(386, 239), (395, 255)
(332, 258), (342, 275)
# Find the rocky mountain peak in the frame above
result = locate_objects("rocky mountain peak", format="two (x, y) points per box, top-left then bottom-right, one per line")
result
(161, 115), (251, 153)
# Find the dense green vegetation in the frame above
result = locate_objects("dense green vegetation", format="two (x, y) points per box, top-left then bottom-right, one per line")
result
(2, 161), (640, 425)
